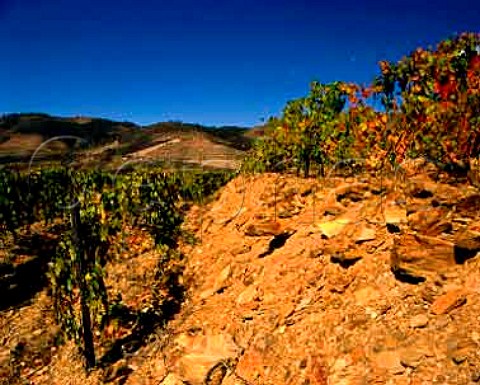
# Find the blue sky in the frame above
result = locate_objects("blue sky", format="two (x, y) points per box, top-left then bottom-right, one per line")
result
(1, 0), (478, 127)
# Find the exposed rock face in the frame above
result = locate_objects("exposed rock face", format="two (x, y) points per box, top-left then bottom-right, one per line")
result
(244, 221), (283, 236)
(145, 171), (480, 385)
(391, 233), (457, 281)
(409, 314), (429, 329)
(454, 228), (480, 262)
(317, 218), (351, 239)
(151, 171), (480, 384)
(374, 350), (405, 374)
(173, 333), (241, 385)
(430, 289), (467, 315)
(26, 169), (480, 385)
(159, 373), (184, 385)
(407, 207), (452, 235)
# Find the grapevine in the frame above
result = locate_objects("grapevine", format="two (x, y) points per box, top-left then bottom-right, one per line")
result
(245, 32), (480, 177)
(0, 165), (234, 369)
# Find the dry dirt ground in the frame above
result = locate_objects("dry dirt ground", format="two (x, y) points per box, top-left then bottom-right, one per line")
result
(3, 160), (480, 384)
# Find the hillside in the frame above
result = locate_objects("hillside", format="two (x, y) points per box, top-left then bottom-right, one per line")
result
(2, 31), (479, 385)
(0, 113), (252, 169)
(3, 161), (480, 384)
(136, 164), (480, 385)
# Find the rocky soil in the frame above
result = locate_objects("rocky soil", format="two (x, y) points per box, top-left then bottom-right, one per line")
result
(156, 162), (480, 385)
(4, 159), (480, 384)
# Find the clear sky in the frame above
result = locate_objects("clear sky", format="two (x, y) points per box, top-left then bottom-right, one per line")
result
(1, 0), (478, 127)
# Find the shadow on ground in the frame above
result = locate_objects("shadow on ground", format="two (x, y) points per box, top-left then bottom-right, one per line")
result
(98, 253), (186, 383)
(0, 230), (60, 311)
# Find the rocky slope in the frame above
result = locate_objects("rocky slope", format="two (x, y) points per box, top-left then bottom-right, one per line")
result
(151, 161), (480, 385)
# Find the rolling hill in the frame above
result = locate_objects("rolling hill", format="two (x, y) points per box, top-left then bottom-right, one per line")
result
(0, 113), (254, 170)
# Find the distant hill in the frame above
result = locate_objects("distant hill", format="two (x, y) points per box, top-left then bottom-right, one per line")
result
(0, 113), (139, 142)
(144, 121), (251, 151)
(0, 113), (253, 169)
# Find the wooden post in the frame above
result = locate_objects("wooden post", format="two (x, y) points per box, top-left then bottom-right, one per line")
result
(70, 203), (96, 370)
